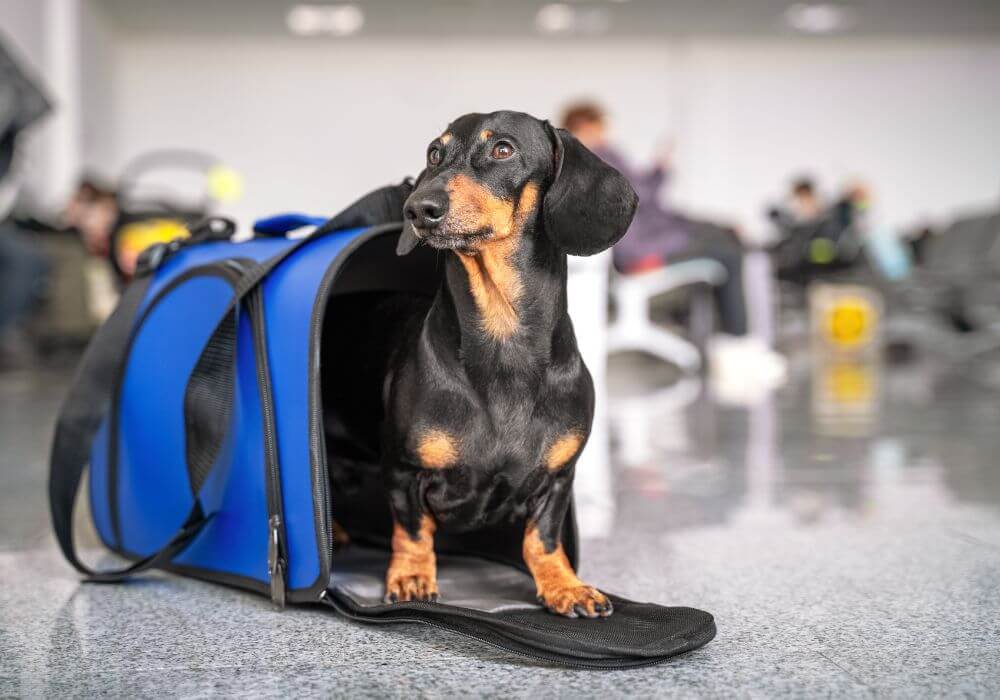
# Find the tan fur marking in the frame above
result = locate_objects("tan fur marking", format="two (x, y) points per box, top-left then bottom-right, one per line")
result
(479, 129), (492, 141)
(385, 514), (438, 602)
(416, 429), (459, 470)
(450, 180), (540, 339)
(523, 525), (610, 617)
(440, 133), (452, 144)
(545, 432), (583, 472)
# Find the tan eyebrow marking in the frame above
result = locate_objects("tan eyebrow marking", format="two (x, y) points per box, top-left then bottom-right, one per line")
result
(440, 133), (452, 144)
(480, 129), (492, 141)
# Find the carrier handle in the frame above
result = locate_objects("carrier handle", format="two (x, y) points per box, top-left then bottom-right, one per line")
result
(252, 213), (327, 238)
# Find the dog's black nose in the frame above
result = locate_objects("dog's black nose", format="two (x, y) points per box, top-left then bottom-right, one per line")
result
(404, 193), (448, 227)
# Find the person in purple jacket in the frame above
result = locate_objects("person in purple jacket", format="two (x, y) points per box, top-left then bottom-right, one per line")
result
(561, 102), (786, 388)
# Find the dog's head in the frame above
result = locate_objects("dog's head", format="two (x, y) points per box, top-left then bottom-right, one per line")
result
(398, 111), (637, 257)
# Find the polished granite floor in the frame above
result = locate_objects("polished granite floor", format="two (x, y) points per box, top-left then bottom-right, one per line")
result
(1, 349), (999, 698)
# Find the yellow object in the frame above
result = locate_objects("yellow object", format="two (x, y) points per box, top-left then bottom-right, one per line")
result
(826, 296), (873, 347)
(116, 218), (190, 275)
(206, 165), (243, 202)
(825, 361), (873, 404)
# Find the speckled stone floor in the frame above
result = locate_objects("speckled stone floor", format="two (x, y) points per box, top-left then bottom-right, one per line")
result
(2, 350), (999, 698)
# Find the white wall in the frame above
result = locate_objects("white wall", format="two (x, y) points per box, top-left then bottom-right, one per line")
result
(0, 0), (114, 208)
(78, 0), (114, 171)
(100, 34), (1000, 234)
(0, 0), (51, 202)
(109, 36), (674, 225)
(673, 39), (1000, 236)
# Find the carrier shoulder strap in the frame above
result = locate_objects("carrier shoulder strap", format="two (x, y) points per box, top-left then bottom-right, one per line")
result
(47, 275), (214, 581)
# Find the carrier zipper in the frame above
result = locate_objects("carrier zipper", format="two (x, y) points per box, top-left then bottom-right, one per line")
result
(268, 514), (286, 608)
(248, 284), (287, 608)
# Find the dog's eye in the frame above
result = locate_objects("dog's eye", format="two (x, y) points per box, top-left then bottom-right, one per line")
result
(491, 141), (515, 160)
(427, 147), (442, 166)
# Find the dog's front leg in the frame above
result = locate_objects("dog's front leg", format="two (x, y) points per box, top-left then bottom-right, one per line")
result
(524, 471), (612, 618)
(384, 473), (439, 603)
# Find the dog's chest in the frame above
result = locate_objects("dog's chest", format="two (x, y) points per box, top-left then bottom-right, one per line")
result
(412, 390), (588, 528)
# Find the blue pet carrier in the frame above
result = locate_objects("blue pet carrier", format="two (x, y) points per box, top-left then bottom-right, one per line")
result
(49, 183), (715, 668)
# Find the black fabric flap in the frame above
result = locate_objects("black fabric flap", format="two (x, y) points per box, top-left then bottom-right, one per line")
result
(323, 546), (715, 669)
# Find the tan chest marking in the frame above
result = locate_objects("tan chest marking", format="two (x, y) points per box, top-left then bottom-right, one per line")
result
(416, 429), (459, 470)
(545, 432), (583, 472)
(451, 180), (540, 340)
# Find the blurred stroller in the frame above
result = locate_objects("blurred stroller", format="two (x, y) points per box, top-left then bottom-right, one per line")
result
(66, 150), (242, 287)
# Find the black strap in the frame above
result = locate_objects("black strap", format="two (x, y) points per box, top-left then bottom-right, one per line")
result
(47, 275), (219, 581)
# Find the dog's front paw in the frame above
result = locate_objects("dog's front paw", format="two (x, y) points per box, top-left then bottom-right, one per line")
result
(537, 584), (612, 619)
(384, 565), (439, 603)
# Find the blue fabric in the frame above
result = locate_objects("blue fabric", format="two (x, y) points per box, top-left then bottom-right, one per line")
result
(88, 226), (367, 594)
(117, 276), (234, 558)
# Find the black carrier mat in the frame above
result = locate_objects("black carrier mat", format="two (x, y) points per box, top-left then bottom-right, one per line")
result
(325, 547), (716, 669)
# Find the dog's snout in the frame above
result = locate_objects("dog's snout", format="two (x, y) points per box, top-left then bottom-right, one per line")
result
(404, 193), (448, 227)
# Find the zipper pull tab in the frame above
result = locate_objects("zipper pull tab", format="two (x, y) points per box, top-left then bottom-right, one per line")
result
(268, 514), (286, 609)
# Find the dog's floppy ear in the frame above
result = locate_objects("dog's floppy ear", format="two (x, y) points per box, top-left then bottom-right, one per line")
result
(397, 170), (425, 256)
(542, 123), (638, 256)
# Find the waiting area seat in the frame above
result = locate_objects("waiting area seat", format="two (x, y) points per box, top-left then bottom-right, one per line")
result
(607, 259), (727, 372)
(882, 211), (1000, 359)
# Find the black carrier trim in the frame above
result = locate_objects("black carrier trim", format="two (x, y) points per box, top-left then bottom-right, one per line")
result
(247, 285), (288, 607)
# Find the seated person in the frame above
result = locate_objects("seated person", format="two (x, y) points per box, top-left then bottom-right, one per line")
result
(560, 102), (784, 380)
(768, 177), (866, 282)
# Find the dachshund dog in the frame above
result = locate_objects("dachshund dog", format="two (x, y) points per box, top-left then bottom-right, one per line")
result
(323, 112), (637, 617)
(372, 111), (636, 618)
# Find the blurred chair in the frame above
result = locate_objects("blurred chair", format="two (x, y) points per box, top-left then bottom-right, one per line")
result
(607, 259), (727, 372)
(885, 211), (1000, 359)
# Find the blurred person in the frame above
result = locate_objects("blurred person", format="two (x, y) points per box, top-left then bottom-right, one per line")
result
(789, 176), (823, 223)
(0, 221), (49, 360)
(0, 37), (51, 365)
(561, 102), (785, 382)
(63, 177), (118, 258)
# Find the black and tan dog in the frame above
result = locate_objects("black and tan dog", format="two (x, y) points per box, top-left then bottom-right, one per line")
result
(333, 110), (636, 618)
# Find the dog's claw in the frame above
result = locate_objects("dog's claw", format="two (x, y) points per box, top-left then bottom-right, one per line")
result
(385, 573), (439, 604)
(537, 585), (611, 619)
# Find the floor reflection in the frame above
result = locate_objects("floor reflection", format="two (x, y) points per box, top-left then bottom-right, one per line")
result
(604, 348), (1000, 539)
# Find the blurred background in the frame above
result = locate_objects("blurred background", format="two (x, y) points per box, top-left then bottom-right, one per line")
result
(2, 1), (1000, 693)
